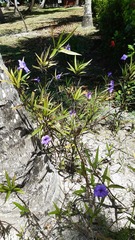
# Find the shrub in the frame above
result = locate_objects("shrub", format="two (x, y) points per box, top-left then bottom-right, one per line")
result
(97, 0), (135, 61)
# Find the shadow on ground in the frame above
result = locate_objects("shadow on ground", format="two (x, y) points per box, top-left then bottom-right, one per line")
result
(1, 7), (80, 24)
(1, 31), (121, 90)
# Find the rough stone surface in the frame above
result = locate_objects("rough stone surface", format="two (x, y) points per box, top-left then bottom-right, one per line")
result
(0, 54), (65, 239)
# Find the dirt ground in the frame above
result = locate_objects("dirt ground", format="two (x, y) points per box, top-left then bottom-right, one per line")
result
(0, 6), (105, 79)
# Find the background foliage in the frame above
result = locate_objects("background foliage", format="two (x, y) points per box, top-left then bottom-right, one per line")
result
(93, 0), (135, 61)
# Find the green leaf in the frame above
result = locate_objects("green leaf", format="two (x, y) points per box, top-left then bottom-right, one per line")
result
(93, 147), (99, 169)
(108, 184), (125, 189)
(5, 190), (11, 202)
(1, 185), (9, 191)
(56, 29), (76, 49)
(13, 202), (29, 213)
(13, 187), (24, 194)
(128, 45), (134, 51)
(85, 149), (93, 167)
(73, 87), (84, 100)
(127, 217), (135, 225)
(5, 171), (11, 188)
(47, 103), (61, 116)
(102, 166), (112, 185)
(128, 165), (135, 172)
(0, 187), (7, 193)
(90, 174), (95, 186)
(11, 175), (16, 187)
(31, 125), (43, 137)
(59, 49), (81, 56)
(30, 91), (36, 106)
(84, 203), (94, 216)
(73, 186), (86, 196)
(49, 203), (61, 216)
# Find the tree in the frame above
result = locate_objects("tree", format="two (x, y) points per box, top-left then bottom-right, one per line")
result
(14, 0), (19, 13)
(27, 0), (35, 12)
(82, 0), (93, 27)
(40, 0), (47, 9)
(0, 7), (4, 22)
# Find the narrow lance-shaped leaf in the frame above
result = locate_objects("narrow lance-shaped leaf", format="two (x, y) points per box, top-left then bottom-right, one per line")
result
(11, 174), (16, 187)
(13, 202), (30, 213)
(128, 44), (134, 51)
(85, 148), (93, 168)
(108, 184), (125, 189)
(73, 87), (84, 100)
(73, 186), (86, 196)
(5, 171), (11, 188)
(59, 49), (81, 56)
(49, 203), (61, 216)
(128, 165), (135, 172)
(30, 91), (35, 106)
(13, 187), (24, 194)
(47, 103), (61, 116)
(93, 147), (99, 169)
(102, 166), (112, 185)
(90, 174), (95, 186)
(5, 190), (11, 202)
(57, 29), (76, 49)
(31, 125), (43, 137)
(127, 217), (135, 225)
(17, 68), (23, 88)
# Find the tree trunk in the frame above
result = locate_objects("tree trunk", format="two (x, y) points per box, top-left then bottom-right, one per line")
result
(75, 0), (79, 6)
(40, 0), (46, 8)
(27, 0), (35, 12)
(82, 0), (93, 28)
(14, 0), (18, 13)
(5, 0), (10, 10)
(0, 7), (4, 22)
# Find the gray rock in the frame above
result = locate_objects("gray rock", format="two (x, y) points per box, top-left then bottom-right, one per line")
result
(0, 54), (62, 239)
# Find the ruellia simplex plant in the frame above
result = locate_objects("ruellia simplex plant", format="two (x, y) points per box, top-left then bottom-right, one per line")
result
(1, 31), (135, 239)
(115, 44), (135, 111)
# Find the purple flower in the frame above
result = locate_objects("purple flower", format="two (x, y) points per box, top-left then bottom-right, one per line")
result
(86, 91), (92, 99)
(108, 80), (114, 94)
(18, 60), (30, 73)
(56, 73), (62, 80)
(121, 54), (128, 61)
(34, 77), (40, 83)
(41, 135), (51, 145)
(65, 44), (71, 51)
(94, 184), (108, 198)
(107, 72), (112, 77)
(69, 110), (76, 117)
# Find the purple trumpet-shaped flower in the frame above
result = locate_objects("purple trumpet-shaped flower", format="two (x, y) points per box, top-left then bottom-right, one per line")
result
(121, 54), (128, 61)
(18, 60), (30, 73)
(34, 77), (40, 83)
(69, 110), (76, 117)
(65, 44), (71, 51)
(107, 72), (112, 77)
(56, 73), (62, 80)
(94, 184), (108, 198)
(108, 80), (114, 94)
(85, 91), (92, 99)
(41, 135), (51, 145)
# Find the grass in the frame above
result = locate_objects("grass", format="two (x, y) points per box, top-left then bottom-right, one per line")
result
(0, 5), (107, 87)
